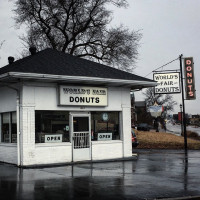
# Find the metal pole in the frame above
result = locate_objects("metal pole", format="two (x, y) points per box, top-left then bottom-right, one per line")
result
(179, 54), (187, 153)
(180, 104), (183, 135)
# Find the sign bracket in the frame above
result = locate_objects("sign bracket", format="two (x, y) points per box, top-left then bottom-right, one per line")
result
(153, 69), (180, 73)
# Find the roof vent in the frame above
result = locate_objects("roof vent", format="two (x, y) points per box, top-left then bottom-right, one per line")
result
(29, 46), (37, 55)
(8, 56), (15, 64)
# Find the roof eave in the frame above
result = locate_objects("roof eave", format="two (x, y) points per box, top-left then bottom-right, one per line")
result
(0, 72), (157, 89)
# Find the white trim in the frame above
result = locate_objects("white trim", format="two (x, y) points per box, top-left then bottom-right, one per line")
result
(0, 143), (17, 147)
(35, 142), (71, 147)
(0, 114), (1, 143)
(0, 72), (157, 88)
(0, 73), (9, 79)
(92, 140), (122, 145)
(16, 97), (20, 166)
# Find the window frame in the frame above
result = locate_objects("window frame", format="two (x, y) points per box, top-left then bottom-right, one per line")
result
(91, 111), (121, 141)
(0, 112), (17, 143)
(35, 110), (70, 144)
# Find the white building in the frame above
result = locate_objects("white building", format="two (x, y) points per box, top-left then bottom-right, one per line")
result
(0, 48), (156, 167)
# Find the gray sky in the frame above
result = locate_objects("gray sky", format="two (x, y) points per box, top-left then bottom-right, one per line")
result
(0, 0), (199, 114)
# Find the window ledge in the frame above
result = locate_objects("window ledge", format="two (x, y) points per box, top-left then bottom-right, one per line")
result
(35, 142), (72, 147)
(92, 140), (122, 145)
(0, 143), (17, 147)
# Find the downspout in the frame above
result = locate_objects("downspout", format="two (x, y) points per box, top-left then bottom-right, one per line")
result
(1, 84), (21, 166)
(16, 92), (21, 167)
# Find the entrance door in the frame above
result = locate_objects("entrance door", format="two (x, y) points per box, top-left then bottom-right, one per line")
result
(70, 112), (91, 162)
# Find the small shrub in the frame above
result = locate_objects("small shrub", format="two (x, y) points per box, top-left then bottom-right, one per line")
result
(187, 131), (199, 138)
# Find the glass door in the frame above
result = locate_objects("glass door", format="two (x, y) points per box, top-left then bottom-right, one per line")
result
(70, 112), (91, 162)
(73, 117), (90, 149)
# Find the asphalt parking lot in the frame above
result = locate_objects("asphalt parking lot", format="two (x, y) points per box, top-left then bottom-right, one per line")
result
(1, 150), (200, 200)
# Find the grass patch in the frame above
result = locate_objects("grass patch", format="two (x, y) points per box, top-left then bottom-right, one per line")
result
(134, 129), (200, 150)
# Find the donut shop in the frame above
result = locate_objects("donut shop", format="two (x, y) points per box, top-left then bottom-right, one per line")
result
(0, 48), (156, 167)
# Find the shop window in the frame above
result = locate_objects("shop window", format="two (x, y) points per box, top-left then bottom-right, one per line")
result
(11, 112), (17, 143)
(91, 112), (120, 141)
(35, 111), (70, 143)
(1, 112), (17, 143)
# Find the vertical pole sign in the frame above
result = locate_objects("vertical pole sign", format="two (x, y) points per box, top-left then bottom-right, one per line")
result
(180, 54), (187, 154)
(184, 57), (196, 100)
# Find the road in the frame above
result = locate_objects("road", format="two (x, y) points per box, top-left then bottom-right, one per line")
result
(1, 150), (200, 200)
(166, 122), (200, 136)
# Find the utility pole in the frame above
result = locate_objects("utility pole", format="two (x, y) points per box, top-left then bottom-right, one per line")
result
(180, 104), (183, 135)
(179, 54), (187, 154)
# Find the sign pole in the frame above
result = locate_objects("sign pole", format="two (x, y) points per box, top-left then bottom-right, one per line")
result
(179, 54), (187, 154)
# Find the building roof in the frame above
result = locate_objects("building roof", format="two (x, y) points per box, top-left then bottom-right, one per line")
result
(0, 48), (156, 89)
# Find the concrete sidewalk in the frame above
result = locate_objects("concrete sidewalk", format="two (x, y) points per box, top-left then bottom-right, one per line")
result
(1, 150), (200, 200)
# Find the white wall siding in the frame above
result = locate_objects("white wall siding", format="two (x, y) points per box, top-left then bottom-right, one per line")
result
(122, 106), (132, 157)
(35, 144), (72, 165)
(0, 144), (17, 164)
(91, 141), (123, 160)
(22, 84), (132, 166)
(0, 83), (132, 166)
(20, 105), (36, 166)
(121, 88), (132, 158)
(0, 87), (17, 112)
(33, 84), (125, 111)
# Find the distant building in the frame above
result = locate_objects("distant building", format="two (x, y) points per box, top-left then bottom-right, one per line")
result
(192, 115), (200, 119)
(173, 113), (190, 124)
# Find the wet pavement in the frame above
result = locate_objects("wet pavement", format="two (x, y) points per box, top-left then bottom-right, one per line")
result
(166, 122), (200, 136)
(1, 150), (200, 200)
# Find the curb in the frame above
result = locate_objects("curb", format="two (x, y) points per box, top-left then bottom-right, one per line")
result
(6, 154), (138, 169)
(156, 196), (200, 200)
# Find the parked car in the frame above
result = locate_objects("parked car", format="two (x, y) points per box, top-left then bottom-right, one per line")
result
(137, 123), (150, 131)
(132, 129), (139, 147)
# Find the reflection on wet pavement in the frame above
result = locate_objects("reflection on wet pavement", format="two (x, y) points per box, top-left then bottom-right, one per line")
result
(1, 150), (200, 200)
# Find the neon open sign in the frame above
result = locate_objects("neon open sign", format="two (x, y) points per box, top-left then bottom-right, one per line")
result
(184, 57), (196, 100)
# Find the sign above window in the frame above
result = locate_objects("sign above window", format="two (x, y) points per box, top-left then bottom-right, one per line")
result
(59, 86), (108, 106)
(153, 72), (181, 94)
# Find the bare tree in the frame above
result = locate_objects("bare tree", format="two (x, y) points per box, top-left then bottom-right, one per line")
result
(13, 0), (141, 71)
(0, 40), (5, 49)
(0, 40), (5, 60)
(143, 87), (177, 112)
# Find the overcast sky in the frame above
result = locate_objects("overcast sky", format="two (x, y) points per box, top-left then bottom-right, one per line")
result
(0, 0), (199, 114)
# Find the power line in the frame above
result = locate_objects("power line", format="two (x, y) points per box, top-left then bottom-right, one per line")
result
(144, 57), (179, 78)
